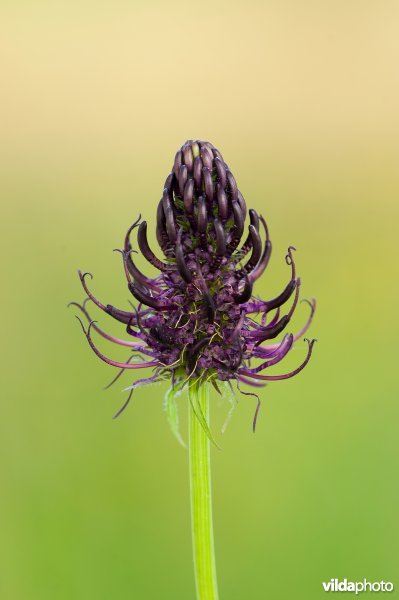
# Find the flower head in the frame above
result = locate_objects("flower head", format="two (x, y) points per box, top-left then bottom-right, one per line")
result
(72, 140), (316, 428)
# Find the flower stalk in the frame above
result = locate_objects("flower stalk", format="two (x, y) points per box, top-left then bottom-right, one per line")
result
(189, 380), (219, 600)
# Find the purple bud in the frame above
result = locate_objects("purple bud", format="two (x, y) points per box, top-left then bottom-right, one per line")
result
(165, 206), (177, 244)
(193, 156), (202, 190)
(156, 200), (169, 251)
(164, 172), (174, 195)
(200, 146), (213, 170)
(173, 151), (182, 178)
(178, 164), (188, 197)
(237, 190), (247, 220)
(228, 202), (244, 252)
(197, 196), (207, 234)
(249, 208), (259, 231)
(214, 157), (227, 187)
(191, 141), (200, 158)
(183, 179), (194, 214)
(138, 221), (170, 272)
(243, 224), (262, 271)
(235, 276), (253, 304)
(217, 184), (228, 221)
(227, 170), (238, 203)
(183, 143), (193, 171)
(203, 167), (214, 203)
(214, 219), (226, 257)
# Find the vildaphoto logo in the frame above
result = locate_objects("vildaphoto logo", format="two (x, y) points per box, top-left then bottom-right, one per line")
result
(322, 579), (394, 594)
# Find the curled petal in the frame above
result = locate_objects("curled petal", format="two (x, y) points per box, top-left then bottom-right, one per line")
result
(235, 275), (253, 304)
(252, 315), (290, 344)
(263, 298), (316, 350)
(128, 283), (176, 311)
(228, 201), (244, 252)
(77, 318), (159, 370)
(114, 247), (155, 290)
(293, 298), (316, 341)
(69, 301), (150, 351)
(248, 215), (272, 282)
(106, 304), (139, 326)
(78, 271), (107, 312)
(252, 280), (300, 345)
(240, 209), (260, 255)
(249, 334), (294, 373)
(285, 245), (297, 277)
(265, 278), (296, 312)
(245, 247), (297, 313)
(237, 375), (267, 388)
(124, 214), (142, 253)
(239, 338), (317, 381)
(137, 221), (171, 271)
(78, 271), (138, 327)
(239, 224), (262, 274)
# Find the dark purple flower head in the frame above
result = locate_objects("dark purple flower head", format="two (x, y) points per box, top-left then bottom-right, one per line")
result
(72, 140), (316, 428)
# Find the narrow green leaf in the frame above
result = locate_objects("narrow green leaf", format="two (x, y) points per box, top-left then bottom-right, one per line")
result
(164, 383), (186, 447)
(189, 383), (221, 450)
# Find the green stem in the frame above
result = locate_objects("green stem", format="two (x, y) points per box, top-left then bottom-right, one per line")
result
(189, 380), (219, 600)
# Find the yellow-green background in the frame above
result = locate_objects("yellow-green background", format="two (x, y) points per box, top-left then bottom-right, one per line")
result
(1, 1), (398, 598)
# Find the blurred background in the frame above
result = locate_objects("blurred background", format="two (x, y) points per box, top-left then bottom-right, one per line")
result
(1, 1), (398, 598)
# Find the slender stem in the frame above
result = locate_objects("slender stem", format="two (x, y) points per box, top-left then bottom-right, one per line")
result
(189, 381), (219, 600)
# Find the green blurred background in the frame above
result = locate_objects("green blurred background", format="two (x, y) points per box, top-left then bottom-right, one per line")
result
(1, 1), (398, 598)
